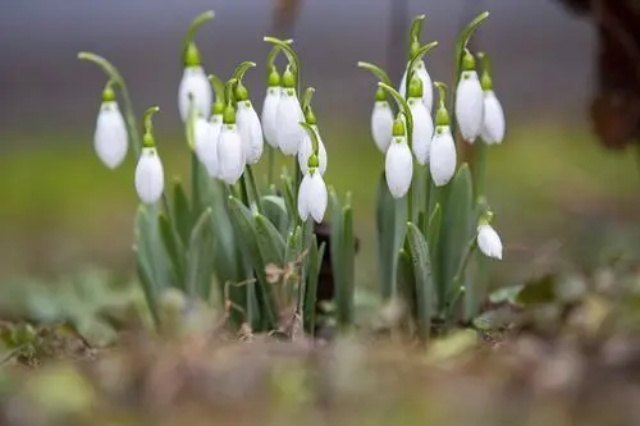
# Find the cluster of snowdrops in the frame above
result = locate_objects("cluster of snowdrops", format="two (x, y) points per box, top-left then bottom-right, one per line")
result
(81, 10), (505, 338)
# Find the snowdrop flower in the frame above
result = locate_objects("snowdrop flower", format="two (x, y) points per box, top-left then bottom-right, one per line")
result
(261, 67), (281, 148)
(371, 87), (394, 153)
(407, 76), (434, 165)
(235, 82), (264, 165)
(94, 84), (128, 169)
(455, 49), (484, 143)
(385, 117), (413, 198)
(178, 12), (214, 122)
(298, 107), (327, 175)
(193, 102), (222, 178)
(217, 103), (245, 184)
(297, 154), (328, 223)
(135, 107), (164, 204)
(478, 53), (505, 144)
(399, 59), (433, 111)
(430, 83), (457, 186)
(275, 67), (304, 156)
(477, 213), (503, 260)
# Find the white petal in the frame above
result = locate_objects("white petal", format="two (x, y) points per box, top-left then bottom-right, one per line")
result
(399, 60), (433, 111)
(371, 101), (393, 153)
(94, 101), (128, 169)
(298, 125), (328, 175)
(385, 138), (413, 198)
(409, 98), (434, 165)
(477, 224), (503, 260)
(237, 101), (264, 164)
(297, 174), (311, 221)
(429, 126), (457, 187)
(275, 89), (304, 155)
(481, 91), (505, 144)
(194, 116), (220, 178)
(455, 71), (484, 143)
(217, 124), (245, 184)
(135, 147), (164, 204)
(261, 88), (280, 148)
(178, 66), (212, 122)
(307, 172), (328, 223)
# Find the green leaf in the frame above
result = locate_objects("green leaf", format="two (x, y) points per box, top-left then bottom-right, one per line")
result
(261, 195), (289, 235)
(185, 208), (215, 299)
(281, 173), (297, 227)
(254, 214), (286, 265)
(172, 180), (192, 246)
(427, 203), (442, 307)
(406, 222), (433, 340)
(396, 248), (415, 314)
(439, 164), (473, 312)
(227, 197), (278, 330)
(375, 173), (406, 300)
(158, 213), (186, 290)
(303, 240), (325, 334)
(330, 189), (355, 329)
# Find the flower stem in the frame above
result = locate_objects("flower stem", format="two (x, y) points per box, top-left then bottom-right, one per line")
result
(246, 165), (263, 214)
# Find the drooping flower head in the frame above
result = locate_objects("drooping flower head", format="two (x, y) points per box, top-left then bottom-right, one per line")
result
(233, 61), (264, 165)
(192, 73), (225, 178)
(217, 80), (245, 185)
(478, 52), (505, 144)
(94, 81), (128, 169)
(370, 86), (394, 153)
(455, 48), (484, 143)
(178, 11), (214, 122)
(398, 15), (434, 110)
(275, 65), (304, 156)
(407, 75), (434, 165)
(297, 122), (328, 223)
(385, 116), (413, 198)
(298, 89), (327, 175)
(476, 211), (503, 260)
(261, 65), (281, 149)
(430, 82), (457, 187)
(135, 107), (165, 204)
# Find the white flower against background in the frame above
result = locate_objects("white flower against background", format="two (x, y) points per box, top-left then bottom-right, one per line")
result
(94, 101), (128, 169)
(371, 100), (394, 153)
(297, 169), (328, 223)
(298, 125), (327, 175)
(385, 135), (413, 198)
(481, 90), (505, 144)
(178, 66), (212, 122)
(409, 97), (433, 165)
(261, 86), (280, 148)
(236, 100), (264, 165)
(477, 223), (503, 260)
(135, 147), (164, 204)
(455, 70), (484, 143)
(193, 115), (221, 178)
(217, 123), (245, 184)
(429, 126), (456, 186)
(276, 87), (304, 155)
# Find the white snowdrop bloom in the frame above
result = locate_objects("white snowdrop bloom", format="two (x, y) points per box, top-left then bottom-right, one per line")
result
(297, 169), (328, 223)
(429, 126), (457, 187)
(275, 87), (304, 155)
(217, 123), (245, 184)
(236, 100), (264, 164)
(371, 101), (394, 153)
(399, 60), (433, 110)
(193, 115), (221, 178)
(481, 90), (505, 144)
(298, 125), (327, 175)
(455, 70), (484, 143)
(261, 86), (280, 148)
(477, 224), (503, 260)
(94, 101), (128, 169)
(178, 66), (212, 122)
(385, 135), (413, 198)
(409, 97), (434, 165)
(135, 147), (164, 204)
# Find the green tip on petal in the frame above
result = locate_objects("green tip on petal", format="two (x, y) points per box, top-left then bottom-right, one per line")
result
(477, 52), (493, 91)
(235, 81), (249, 101)
(267, 66), (281, 87)
(392, 116), (405, 137)
(461, 48), (476, 72)
(282, 66), (295, 88)
(307, 153), (319, 169)
(184, 42), (201, 67)
(211, 101), (224, 115)
(408, 75), (423, 98)
(478, 211), (494, 226)
(375, 86), (386, 102)
(143, 132), (155, 148)
(304, 106), (317, 125)
(101, 83), (116, 103)
(223, 103), (236, 124)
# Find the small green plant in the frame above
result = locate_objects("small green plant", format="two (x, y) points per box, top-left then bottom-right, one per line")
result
(79, 10), (506, 341)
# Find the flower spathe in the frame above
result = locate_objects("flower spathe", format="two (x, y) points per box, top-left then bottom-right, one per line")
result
(135, 147), (165, 204)
(275, 88), (304, 155)
(481, 90), (505, 144)
(217, 123), (245, 184)
(454, 70), (484, 143)
(178, 66), (212, 122)
(297, 169), (328, 223)
(193, 114), (221, 178)
(429, 126), (456, 187)
(399, 60), (433, 111)
(261, 87), (280, 148)
(371, 101), (393, 153)
(477, 224), (503, 260)
(94, 101), (128, 169)
(236, 100), (264, 164)
(385, 136), (413, 198)
(409, 97), (434, 165)
(298, 125), (327, 175)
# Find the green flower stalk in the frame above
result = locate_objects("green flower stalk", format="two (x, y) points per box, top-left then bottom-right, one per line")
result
(477, 52), (506, 144)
